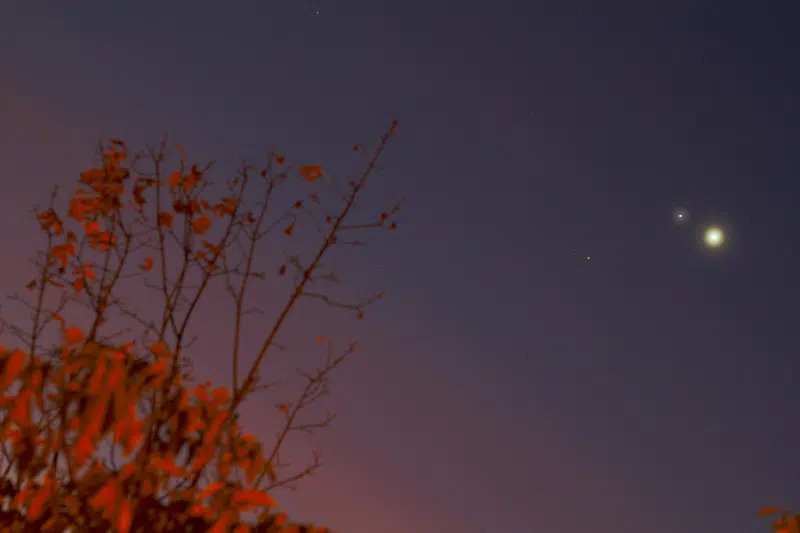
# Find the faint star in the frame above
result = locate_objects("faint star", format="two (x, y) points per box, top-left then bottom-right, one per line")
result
(673, 207), (689, 224)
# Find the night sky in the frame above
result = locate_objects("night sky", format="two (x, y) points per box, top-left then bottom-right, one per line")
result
(2, 2), (800, 532)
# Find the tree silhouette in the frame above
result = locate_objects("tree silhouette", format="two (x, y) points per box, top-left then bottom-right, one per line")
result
(0, 121), (402, 532)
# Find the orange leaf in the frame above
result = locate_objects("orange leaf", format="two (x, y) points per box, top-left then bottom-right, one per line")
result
(211, 387), (230, 404)
(153, 455), (187, 477)
(89, 478), (119, 510)
(50, 242), (76, 267)
(213, 197), (239, 217)
(182, 170), (201, 191)
(26, 483), (51, 519)
(158, 212), (174, 228)
(759, 507), (783, 517)
(192, 216), (212, 235)
(106, 364), (124, 389)
(150, 341), (169, 358)
(119, 464), (137, 481)
(197, 481), (225, 501)
(149, 359), (168, 376)
(117, 499), (132, 533)
(201, 239), (221, 255)
(167, 171), (181, 190)
(139, 257), (154, 271)
(231, 489), (276, 510)
(69, 197), (96, 222)
(9, 395), (30, 427)
(2, 350), (26, 390)
(64, 327), (84, 344)
(283, 223), (294, 236)
(84, 220), (100, 235)
(87, 359), (107, 392)
(84, 264), (97, 280)
(208, 511), (235, 533)
(246, 455), (265, 484)
(91, 231), (117, 250)
(299, 165), (324, 182)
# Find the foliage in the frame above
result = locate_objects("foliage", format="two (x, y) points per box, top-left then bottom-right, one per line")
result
(0, 121), (401, 531)
(760, 507), (800, 533)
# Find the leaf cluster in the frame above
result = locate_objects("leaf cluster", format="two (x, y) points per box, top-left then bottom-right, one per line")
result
(0, 121), (402, 531)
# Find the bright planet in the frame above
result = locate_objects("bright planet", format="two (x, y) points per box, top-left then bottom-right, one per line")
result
(704, 226), (725, 248)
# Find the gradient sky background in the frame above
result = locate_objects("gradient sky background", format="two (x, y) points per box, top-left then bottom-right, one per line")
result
(2, 1), (800, 532)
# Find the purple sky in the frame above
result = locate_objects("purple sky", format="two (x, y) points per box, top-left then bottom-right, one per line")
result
(2, 2), (800, 532)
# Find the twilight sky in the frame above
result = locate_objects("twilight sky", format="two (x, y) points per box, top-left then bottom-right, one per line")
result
(2, 2), (800, 532)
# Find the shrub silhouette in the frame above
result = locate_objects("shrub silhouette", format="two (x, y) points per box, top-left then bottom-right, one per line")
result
(0, 121), (401, 532)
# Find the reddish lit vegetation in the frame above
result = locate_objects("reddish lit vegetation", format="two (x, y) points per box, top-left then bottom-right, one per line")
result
(0, 121), (402, 531)
(760, 507), (800, 533)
